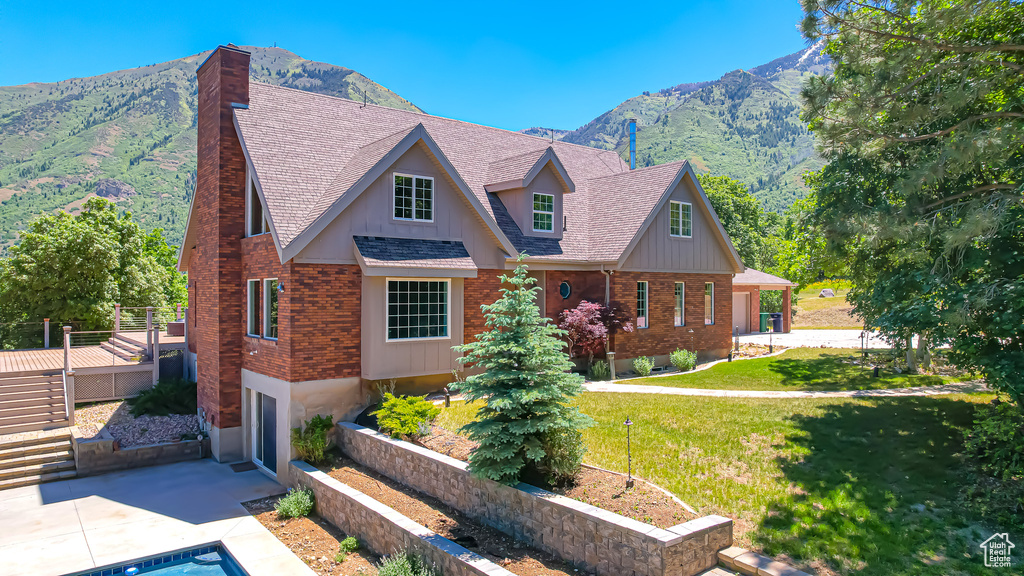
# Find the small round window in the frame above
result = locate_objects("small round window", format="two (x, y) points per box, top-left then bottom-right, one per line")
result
(559, 281), (572, 299)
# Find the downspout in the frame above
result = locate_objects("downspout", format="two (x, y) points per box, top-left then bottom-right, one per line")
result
(600, 264), (612, 305)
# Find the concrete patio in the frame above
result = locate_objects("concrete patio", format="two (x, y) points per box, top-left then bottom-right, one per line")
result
(0, 459), (314, 576)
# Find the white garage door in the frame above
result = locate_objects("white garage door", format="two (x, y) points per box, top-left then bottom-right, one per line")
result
(732, 292), (750, 334)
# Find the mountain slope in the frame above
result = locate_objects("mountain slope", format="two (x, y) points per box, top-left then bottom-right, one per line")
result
(0, 46), (419, 249)
(557, 44), (829, 212)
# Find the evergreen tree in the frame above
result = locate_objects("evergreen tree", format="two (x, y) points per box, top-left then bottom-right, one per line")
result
(453, 258), (592, 485)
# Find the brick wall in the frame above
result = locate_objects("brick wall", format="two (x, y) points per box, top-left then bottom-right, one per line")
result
(544, 270), (606, 321)
(611, 272), (733, 360)
(462, 269), (504, 343)
(192, 46), (250, 430)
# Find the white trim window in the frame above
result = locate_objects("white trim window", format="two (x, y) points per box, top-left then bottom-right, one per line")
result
(263, 278), (279, 339)
(636, 281), (648, 329)
(533, 193), (554, 232)
(246, 173), (268, 237)
(669, 201), (692, 238)
(246, 279), (260, 336)
(674, 282), (685, 327)
(393, 174), (434, 222)
(387, 279), (450, 340)
(704, 282), (715, 325)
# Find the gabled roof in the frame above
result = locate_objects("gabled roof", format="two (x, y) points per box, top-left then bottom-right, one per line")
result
(180, 82), (744, 271)
(485, 147), (575, 194)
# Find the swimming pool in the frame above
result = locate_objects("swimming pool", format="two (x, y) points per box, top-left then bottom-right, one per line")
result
(67, 544), (248, 576)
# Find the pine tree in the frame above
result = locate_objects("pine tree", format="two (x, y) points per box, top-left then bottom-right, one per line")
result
(453, 258), (592, 485)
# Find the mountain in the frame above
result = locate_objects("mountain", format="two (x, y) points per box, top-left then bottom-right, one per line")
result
(0, 46), (419, 250)
(556, 44), (829, 213)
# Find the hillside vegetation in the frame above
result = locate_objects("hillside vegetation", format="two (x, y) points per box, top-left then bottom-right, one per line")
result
(0, 46), (419, 251)
(554, 44), (830, 212)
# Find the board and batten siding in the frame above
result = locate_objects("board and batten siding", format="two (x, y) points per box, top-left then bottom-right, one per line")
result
(294, 143), (506, 269)
(495, 164), (564, 240)
(622, 175), (736, 273)
(360, 275), (465, 380)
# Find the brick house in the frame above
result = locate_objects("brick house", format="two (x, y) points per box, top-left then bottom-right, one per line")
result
(178, 45), (788, 481)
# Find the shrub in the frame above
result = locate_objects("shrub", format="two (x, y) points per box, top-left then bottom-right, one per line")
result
(291, 414), (334, 464)
(588, 359), (610, 381)
(540, 426), (586, 486)
(376, 552), (439, 576)
(670, 349), (697, 372)
(335, 536), (360, 562)
(128, 378), (197, 416)
(633, 356), (654, 377)
(275, 488), (314, 519)
(372, 393), (440, 440)
(964, 401), (1024, 480)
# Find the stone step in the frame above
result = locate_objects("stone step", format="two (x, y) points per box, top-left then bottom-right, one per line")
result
(0, 438), (73, 460)
(0, 428), (72, 451)
(0, 468), (76, 491)
(0, 448), (74, 472)
(0, 416), (70, 436)
(0, 458), (75, 481)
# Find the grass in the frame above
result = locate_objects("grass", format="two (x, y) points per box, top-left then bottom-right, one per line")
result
(438, 392), (1014, 575)
(792, 288), (862, 329)
(625, 348), (957, 391)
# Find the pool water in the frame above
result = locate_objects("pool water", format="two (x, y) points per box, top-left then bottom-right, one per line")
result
(70, 545), (247, 576)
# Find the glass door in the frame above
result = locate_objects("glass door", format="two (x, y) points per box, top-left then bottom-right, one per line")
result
(251, 390), (277, 474)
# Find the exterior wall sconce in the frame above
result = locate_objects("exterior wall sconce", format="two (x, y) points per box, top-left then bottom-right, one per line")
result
(624, 417), (634, 489)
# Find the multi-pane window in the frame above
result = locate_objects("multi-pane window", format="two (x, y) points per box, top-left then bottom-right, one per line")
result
(387, 280), (449, 340)
(674, 282), (685, 327)
(247, 178), (268, 236)
(264, 279), (279, 339)
(393, 174), (434, 221)
(636, 281), (649, 329)
(704, 282), (715, 325)
(247, 280), (260, 336)
(669, 201), (692, 238)
(533, 193), (554, 232)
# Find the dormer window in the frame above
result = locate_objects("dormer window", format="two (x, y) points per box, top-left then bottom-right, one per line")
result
(533, 193), (554, 232)
(247, 175), (268, 236)
(394, 174), (433, 222)
(669, 201), (692, 238)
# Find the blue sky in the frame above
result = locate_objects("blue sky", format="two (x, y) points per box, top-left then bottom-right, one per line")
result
(0, 0), (809, 130)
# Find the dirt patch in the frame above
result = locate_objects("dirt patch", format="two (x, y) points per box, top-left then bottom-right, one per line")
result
(733, 343), (787, 358)
(417, 425), (694, 528)
(322, 453), (581, 576)
(793, 303), (861, 329)
(243, 494), (379, 576)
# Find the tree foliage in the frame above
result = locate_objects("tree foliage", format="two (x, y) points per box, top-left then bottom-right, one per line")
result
(697, 173), (781, 270)
(557, 300), (634, 361)
(799, 0), (1024, 404)
(0, 197), (180, 329)
(453, 259), (593, 485)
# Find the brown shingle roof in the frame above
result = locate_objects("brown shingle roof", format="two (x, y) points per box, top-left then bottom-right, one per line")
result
(234, 83), (735, 266)
(733, 268), (795, 286)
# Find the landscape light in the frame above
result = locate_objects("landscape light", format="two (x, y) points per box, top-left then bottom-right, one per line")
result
(624, 417), (634, 489)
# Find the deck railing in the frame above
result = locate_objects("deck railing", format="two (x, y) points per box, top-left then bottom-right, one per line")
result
(62, 325), (161, 403)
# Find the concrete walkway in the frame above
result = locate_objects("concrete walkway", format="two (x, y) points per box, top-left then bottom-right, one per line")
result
(584, 380), (989, 398)
(0, 459), (313, 576)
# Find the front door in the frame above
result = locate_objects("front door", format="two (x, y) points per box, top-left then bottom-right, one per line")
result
(251, 390), (277, 474)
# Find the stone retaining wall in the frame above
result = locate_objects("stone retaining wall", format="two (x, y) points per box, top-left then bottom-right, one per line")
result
(333, 423), (732, 576)
(290, 461), (517, 576)
(71, 427), (206, 476)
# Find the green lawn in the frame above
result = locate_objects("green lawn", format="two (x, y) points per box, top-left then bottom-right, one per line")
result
(625, 348), (957, 391)
(437, 392), (1014, 575)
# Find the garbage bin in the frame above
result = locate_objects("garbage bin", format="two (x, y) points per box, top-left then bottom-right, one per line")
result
(759, 312), (770, 333)
(770, 312), (783, 332)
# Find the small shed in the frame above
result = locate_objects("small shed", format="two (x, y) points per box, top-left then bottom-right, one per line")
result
(732, 268), (796, 334)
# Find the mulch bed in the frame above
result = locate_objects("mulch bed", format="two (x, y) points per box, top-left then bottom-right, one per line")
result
(417, 425), (695, 528)
(75, 400), (199, 447)
(322, 452), (580, 576)
(243, 494), (379, 576)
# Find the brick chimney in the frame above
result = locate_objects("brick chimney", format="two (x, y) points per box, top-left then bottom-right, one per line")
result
(193, 45), (250, 462)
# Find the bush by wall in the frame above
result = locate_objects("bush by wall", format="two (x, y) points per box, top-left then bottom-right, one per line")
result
(372, 393), (440, 440)
(291, 414), (334, 464)
(275, 488), (315, 519)
(633, 356), (654, 377)
(670, 349), (697, 372)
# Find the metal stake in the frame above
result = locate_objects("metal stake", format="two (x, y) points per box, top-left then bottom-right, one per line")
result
(624, 417), (634, 489)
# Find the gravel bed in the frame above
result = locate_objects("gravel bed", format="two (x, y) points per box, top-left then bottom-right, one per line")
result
(75, 400), (200, 447)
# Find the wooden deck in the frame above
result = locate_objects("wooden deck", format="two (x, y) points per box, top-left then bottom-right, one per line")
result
(0, 331), (184, 374)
